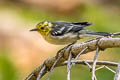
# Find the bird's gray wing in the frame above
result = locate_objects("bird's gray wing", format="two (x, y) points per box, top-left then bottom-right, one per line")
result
(72, 22), (92, 27)
(50, 21), (92, 36)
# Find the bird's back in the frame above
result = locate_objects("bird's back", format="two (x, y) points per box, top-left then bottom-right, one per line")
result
(50, 21), (92, 36)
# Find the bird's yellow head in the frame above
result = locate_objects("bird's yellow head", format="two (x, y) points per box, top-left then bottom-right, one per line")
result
(30, 21), (53, 36)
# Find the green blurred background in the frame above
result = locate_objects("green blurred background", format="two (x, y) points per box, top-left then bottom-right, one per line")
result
(0, 0), (120, 80)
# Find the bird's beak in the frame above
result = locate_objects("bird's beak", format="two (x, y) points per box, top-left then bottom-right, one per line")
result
(30, 28), (37, 31)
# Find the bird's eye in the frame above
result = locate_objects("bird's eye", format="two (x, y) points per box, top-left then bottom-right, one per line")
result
(41, 27), (44, 30)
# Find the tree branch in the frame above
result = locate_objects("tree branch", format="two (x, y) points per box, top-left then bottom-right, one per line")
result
(91, 47), (100, 80)
(25, 37), (120, 80)
(67, 52), (72, 80)
(61, 60), (118, 67)
(114, 63), (120, 80)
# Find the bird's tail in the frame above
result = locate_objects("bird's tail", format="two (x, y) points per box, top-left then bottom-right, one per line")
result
(83, 30), (120, 36)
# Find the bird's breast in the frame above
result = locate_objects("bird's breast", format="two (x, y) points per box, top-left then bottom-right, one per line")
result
(44, 33), (79, 45)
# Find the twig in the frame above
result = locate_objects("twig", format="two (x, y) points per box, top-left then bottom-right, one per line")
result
(37, 65), (46, 80)
(70, 47), (88, 68)
(84, 60), (92, 69)
(67, 52), (72, 80)
(95, 65), (105, 71)
(62, 60), (118, 67)
(112, 32), (120, 36)
(47, 56), (62, 80)
(94, 75), (97, 80)
(91, 47), (100, 80)
(105, 66), (116, 73)
(74, 47), (88, 61)
(114, 63), (120, 80)
(95, 65), (116, 73)
(25, 73), (34, 80)
(71, 47), (92, 69)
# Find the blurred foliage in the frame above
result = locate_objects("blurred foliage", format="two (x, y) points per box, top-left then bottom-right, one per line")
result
(0, 51), (18, 80)
(18, 5), (85, 22)
(16, 3), (120, 32)
(0, 0), (120, 80)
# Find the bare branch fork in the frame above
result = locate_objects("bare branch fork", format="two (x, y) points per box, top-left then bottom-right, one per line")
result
(25, 37), (120, 80)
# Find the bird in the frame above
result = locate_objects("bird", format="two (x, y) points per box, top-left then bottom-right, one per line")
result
(30, 21), (113, 45)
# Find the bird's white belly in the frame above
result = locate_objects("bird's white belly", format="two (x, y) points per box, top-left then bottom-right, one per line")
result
(44, 33), (79, 45)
